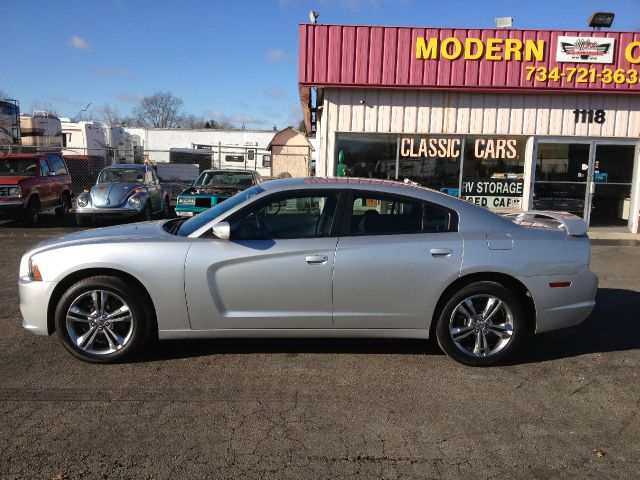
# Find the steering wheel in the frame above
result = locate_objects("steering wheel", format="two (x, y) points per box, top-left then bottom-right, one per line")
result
(254, 209), (273, 238)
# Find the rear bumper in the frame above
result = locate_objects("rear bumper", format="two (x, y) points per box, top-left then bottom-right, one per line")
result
(519, 268), (599, 334)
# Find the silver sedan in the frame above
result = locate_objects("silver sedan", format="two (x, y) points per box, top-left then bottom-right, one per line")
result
(19, 178), (598, 366)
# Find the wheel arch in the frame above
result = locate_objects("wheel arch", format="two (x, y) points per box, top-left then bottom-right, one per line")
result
(47, 268), (158, 336)
(430, 272), (537, 339)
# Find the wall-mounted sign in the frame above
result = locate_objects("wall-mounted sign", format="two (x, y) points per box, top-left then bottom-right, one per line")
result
(462, 178), (524, 209)
(299, 25), (640, 94)
(556, 36), (615, 64)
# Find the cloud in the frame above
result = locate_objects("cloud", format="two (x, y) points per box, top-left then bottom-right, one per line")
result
(67, 35), (91, 50)
(208, 109), (266, 127)
(261, 86), (288, 99)
(266, 49), (296, 63)
(114, 92), (142, 104)
(89, 68), (134, 80)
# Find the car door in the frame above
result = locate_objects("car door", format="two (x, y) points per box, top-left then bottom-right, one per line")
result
(332, 191), (463, 329)
(185, 189), (343, 330)
(47, 155), (65, 205)
(36, 158), (54, 208)
(143, 167), (160, 211)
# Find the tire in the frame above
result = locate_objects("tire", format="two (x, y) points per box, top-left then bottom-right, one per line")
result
(54, 276), (154, 363)
(55, 192), (71, 217)
(162, 196), (170, 218)
(435, 281), (525, 367)
(141, 201), (152, 221)
(76, 215), (90, 226)
(22, 197), (40, 226)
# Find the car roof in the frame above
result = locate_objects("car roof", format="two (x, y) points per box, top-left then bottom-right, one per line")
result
(104, 163), (147, 170)
(200, 169), (256, 174)
(0, 153), (50, 159)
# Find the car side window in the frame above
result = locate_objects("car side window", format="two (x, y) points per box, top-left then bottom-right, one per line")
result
(229, 192), (340, 240)
(348, 192), (451, 235)
(49, 156), (68, 175)
(38, 159), (52, 176)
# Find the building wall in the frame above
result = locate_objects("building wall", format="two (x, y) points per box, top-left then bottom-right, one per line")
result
(317, 88), (640, 176)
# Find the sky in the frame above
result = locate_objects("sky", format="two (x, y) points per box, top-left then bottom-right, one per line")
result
(1, 0), (639, 130)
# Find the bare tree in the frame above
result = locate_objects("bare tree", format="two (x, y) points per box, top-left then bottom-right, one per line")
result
(29, 100), (58, 117)
(133, 91), (183, 128)
(0, 89), (10, 100)
(99, 104), (125, 126)
(180, 113), (208, 129)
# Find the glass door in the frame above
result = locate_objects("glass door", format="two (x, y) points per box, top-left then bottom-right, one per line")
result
(587, 145), (636, 227)
(533, 143), (591, 219)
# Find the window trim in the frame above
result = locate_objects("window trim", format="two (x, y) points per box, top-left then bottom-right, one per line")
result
(338, 190), (458, 237)
(219, 189), (347, 240)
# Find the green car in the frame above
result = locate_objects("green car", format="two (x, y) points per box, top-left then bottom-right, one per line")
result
(175, 169), (263, 217)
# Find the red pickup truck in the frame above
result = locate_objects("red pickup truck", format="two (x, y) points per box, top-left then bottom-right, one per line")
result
(0, 153), (73, 225)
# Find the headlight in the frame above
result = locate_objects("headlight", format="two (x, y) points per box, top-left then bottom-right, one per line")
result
(7, 186), (21, 198)
(177, 197), (196, 205)
(77, 195), (89, 208)
(128, 196), (141, 208)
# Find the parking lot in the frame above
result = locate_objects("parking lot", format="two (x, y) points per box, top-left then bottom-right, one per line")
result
(0, 216), (638, 480)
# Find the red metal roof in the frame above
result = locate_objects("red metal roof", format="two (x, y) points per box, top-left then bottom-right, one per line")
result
(299, 24), (640, 94)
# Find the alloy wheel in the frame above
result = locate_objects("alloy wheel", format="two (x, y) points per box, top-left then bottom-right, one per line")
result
(449, 294), (514, 358)
(65, 290), (134, 355)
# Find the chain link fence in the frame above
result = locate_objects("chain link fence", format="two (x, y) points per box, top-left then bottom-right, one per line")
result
(0, 145), (313, 202)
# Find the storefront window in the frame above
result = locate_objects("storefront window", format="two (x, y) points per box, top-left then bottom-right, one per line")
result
(461, 136), (527, 210)
(533, 143), (589, 218)
(335, 134), (397, 180)
(398, 136), (462, 195)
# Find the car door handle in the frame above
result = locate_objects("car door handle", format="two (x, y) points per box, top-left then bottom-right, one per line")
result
(430, 248), (453, 257)
(306, 255), (328, 265)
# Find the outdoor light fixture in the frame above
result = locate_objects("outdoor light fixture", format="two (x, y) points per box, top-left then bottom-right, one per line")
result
(495, 17), (513, 29)
(588, 12), (614, 29)
(309, 10), (319, 24)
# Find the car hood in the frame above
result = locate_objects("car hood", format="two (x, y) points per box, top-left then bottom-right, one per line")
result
(91, 182), (141, 207)
(0, 175), (31, 184)
(27, 220), (176, 256)
(180, 185), (244, 196)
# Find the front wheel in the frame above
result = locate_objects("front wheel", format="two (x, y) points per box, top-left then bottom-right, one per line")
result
(435, 281), (525, 367)
(54, 276), (153, 363)
(22, 198), (40, 226)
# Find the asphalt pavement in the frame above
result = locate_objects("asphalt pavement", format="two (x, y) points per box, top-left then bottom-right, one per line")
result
(0, 215), (639, 479)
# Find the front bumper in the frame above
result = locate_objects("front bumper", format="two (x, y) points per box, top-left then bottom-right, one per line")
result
(175, 206), (209, 217)
(19, 277), (58, 336)
(0, 200), (25, 216)
(520, 267), (599, 334)
(76, 207), (142, 218)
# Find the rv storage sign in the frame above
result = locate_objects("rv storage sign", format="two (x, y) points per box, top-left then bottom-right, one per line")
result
(462, 179), (524, 209)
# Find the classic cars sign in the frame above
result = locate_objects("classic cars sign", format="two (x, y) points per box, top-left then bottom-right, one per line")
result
(556, 36), (615, 63)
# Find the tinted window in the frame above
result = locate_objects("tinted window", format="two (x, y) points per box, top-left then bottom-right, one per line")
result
(49, 156), (68, 175)
(230, 193), (339, 240)
(349, 193), (451, 235)
(39, 159), (52, 176)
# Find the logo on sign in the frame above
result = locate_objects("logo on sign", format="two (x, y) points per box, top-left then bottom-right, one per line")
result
(556, 36), (615, 63)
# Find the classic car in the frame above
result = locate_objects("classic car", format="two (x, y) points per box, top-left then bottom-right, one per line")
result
(19, 177), (598, 366)
(0, 153), (73, 225)
(175, 169), (261, 217)
(75, 164), (170, 225)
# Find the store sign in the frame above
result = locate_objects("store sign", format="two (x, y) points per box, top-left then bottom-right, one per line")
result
(400, 137), (461, 158)
(462, 179), (524, 209)
(556, 36), (615, 63)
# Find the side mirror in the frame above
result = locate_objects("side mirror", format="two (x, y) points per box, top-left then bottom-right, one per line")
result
(211, 221), (230, 240)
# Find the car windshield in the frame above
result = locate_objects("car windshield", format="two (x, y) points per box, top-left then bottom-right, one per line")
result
(194, 171), (255, 188)
(177, 185), (265, 236)
(98, 168), (146, 184)
(0, 158), (37, 176)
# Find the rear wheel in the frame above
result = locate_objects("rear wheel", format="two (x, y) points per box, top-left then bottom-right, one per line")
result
(55, 192), (71, 217)
(54, 276), (153, 363)
(435, 281), (524, 367)
(22, 197), (40, 226)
